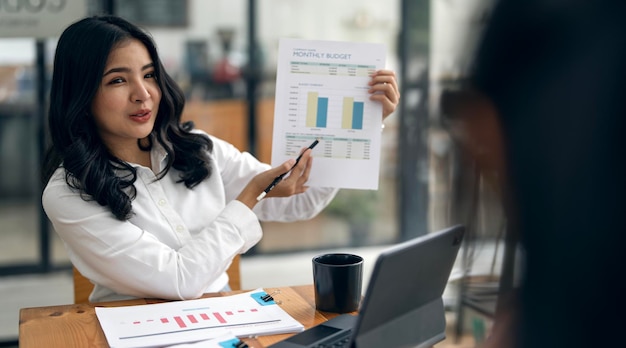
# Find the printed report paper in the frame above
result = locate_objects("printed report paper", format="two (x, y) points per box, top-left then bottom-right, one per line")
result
(272, 38), (386, 189)
(95, 288), (303, 348)
(164, 332), (240, 348)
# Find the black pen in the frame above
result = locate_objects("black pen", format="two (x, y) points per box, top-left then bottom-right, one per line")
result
(256, 139), (320, 201)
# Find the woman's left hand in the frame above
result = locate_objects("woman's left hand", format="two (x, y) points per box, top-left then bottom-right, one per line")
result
(369, 69), (400, 120)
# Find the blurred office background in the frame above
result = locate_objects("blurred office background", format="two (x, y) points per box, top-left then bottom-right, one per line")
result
(1, 0), (505, 346)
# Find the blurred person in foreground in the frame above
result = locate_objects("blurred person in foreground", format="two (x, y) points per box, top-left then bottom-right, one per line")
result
(42, 15), (400, 302)
(443, 0), (626, 347)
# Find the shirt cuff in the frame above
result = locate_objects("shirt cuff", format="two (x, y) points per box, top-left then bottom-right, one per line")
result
(222, 200), (263, 252)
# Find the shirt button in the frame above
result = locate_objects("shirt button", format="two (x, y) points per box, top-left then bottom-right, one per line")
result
(158, 199), (166, 206)
(176, 225), (185, 233)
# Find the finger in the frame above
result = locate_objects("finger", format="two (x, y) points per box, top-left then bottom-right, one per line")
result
(370, 85), (399, 104)
(368, 76), (397, 91)
(368, 78), (400, 105)
(277, 158), (296, 175)
(292, 148), (311, 176)
(373, 75), (399, 103)
(380, 70), (399, 97)
(298, 155), (313, 184)
(369, 80), (400, 103)
(369, 70), (399, 90)
(370, 95), (396, 118)
(370, 69), (396, 78)
(371, 84), (399, 105)
(293, 157), (313, 194)
(283, 151), (312, 192)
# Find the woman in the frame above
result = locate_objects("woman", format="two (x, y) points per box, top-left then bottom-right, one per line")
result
(42, 15), (400, 302)
(445, 1), (626, 347)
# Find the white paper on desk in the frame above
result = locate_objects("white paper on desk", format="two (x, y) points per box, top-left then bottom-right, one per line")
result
(95, 288), (303, 348)
(164, 331), (240, 347)
(272, 38), (386, 190)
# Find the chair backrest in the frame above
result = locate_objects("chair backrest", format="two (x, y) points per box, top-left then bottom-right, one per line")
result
(73, 254), (242, 303)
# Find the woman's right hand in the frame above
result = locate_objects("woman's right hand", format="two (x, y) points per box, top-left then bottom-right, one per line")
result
(236, 148), (313, 209)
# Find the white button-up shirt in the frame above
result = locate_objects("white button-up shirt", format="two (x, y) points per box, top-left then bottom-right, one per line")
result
(43, 133), (337, 302)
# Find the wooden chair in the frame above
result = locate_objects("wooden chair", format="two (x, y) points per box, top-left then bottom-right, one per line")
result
(73, 255), (241, 303)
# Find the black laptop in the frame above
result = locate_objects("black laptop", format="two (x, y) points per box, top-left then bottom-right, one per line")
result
(269, 225), (465, 348)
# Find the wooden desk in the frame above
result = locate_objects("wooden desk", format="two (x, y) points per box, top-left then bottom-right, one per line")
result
(19, 285), (342, 348)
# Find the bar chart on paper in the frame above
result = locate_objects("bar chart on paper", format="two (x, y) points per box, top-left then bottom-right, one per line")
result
(282, 86), (373, 162)
(302, 90), (366, 130)
(95, 289), (303, 348)
(281, 63), (378, 161)
(273, 38), (386, 189)
(285, 61), (377, 132)
(134, 306), (261, 329)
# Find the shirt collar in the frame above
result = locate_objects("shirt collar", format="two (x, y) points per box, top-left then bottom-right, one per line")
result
(150, 139), (169, 173)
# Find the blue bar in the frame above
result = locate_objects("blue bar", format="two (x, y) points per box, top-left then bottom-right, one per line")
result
(352, 101), (364, 129)
(316, 97), (328, 128)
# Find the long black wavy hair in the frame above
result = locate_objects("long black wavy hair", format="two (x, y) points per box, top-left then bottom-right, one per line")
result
(42, 15), (213, 220)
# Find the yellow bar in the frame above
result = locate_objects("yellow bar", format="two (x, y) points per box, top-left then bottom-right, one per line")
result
(306, 92), (318, 127)
(342, 97), (354, 129)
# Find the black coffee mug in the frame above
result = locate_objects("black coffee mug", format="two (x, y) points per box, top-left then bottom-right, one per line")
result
(312, 253), (363, 313)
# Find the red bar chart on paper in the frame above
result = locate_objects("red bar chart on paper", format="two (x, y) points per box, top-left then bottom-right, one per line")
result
(142, 306), (260, 329)
(95, 288), (303, 348)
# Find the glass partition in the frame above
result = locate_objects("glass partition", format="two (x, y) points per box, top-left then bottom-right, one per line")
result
(0, 0), (438, 273)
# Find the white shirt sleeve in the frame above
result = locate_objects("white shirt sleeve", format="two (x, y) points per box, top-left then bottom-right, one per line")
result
(43, 169), (261, 301)
(209, 135), (339, 222)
